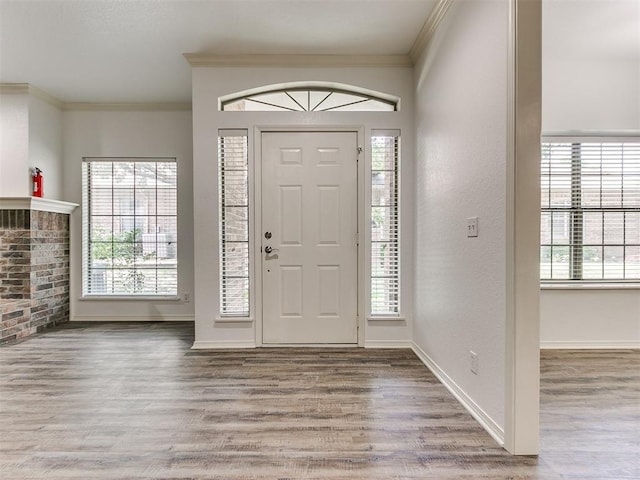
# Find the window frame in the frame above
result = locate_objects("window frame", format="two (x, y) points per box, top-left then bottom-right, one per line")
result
(369, 130), (401, 317)
(219, 82), (399, 112)
(540, 135), (640, 286)
(218, 130), (251, 317)
(81, 157), (179, 298)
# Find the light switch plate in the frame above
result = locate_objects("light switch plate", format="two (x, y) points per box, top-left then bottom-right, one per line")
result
(467, 217), (478, 237)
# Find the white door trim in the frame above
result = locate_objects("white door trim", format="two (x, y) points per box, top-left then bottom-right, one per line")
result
(253, 125), (366, 347)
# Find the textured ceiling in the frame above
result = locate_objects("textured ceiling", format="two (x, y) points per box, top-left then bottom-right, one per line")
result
(0, 0), (438, 103)
(2, 1), (636, 104)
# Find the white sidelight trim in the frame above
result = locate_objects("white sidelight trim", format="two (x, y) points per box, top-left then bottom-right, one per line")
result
(412, 342), (505, 446)
(215, 317), (254, 324)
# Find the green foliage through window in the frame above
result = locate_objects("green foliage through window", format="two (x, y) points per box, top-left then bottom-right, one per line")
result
(82, 159), (178, 295)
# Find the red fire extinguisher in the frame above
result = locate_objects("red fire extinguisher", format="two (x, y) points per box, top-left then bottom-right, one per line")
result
(32, 167), (43, 197)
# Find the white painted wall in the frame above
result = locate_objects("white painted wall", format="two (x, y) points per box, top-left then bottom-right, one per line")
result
(541, 0), (640, 348)
(543, 59), (639, 132)
(191, 66), (415, 347)
(0, 92), (30, 196)
(62, 109), (195, 321)
(542, 0), (640, 132)
(28, 95), (63, 200)
(413, 0), (509, 439)
(541, 289), (640, 348)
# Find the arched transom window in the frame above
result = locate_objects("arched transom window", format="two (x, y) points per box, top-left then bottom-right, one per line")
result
(221, 83), (398, 112)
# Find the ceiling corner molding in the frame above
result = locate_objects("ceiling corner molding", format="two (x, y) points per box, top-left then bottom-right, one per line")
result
(28, 85), (64, 109)
(0, 83), (30, 94)
(183, 53), (413, 68)
(409, 0), (454, 63)
(0, 84), (192, 111)
(62, 102), (192, 112)
(0, 83), (64, 109)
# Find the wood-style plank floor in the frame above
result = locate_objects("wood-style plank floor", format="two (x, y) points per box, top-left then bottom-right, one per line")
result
(0, 322), (638, 479)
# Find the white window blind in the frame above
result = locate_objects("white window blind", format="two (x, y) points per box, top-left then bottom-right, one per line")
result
(371, 132), (400, 315)
(82, 158), (178, 295)
(541, 140), (640, 281)
(218, 131), (250, 316)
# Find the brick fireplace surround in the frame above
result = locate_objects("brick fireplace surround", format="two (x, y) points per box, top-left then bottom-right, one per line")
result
(0, 198), (77, 343)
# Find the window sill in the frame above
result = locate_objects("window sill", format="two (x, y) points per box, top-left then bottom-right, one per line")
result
(215, 317), (254, 324)
(367, 316), (406, 322)
(541, 283), (640, 290)
(80, 295), (181, 301)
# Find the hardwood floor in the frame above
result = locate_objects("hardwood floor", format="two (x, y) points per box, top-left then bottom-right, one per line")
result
(539, 349), (639, 479)
(0, 322), (638, 479)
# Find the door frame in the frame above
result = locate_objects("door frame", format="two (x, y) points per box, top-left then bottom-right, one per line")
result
(253, 126), (366, 347)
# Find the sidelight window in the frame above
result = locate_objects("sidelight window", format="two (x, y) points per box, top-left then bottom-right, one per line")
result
(371, 131), (400, 315)
(218, 130), (250, 316)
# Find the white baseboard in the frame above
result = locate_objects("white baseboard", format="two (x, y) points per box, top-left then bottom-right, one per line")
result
(541, 340), (640, 349)
(191, 341), (256, 349)
(411, 342), (505, 446)
(71, 315), (195, 322)
(364, 340), (412, 348)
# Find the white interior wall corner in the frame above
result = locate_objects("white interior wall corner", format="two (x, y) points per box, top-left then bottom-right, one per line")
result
(412, 0), (541, 453)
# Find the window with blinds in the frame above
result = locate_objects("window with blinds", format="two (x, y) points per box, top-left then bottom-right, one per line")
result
(82, 158), (178, 295)
(541, 140), (640, 281)
(371, 131), (400, 315)
(218, 130), (250, 316)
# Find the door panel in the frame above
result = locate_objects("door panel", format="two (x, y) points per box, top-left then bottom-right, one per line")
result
(262, 131), (358, 344)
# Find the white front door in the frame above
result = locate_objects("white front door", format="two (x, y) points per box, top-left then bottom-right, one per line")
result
(261, 131), (358, 344)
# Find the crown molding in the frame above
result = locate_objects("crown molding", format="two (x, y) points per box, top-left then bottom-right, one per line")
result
(0, 83), (64, 109)
(0, 83), (191, 112)
(63, 102), (192, 111)
(0, 84), (190, 111)
(409, 0), (454, 63)
(28, 85), (64, 109)
(184, 53), (413, 68)
(0, 83), (30, 94)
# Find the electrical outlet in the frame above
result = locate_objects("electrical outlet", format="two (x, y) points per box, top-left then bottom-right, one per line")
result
(467, 217), (479, 237)
(470, 350), (479, 375)
(181, 292), (190, 302)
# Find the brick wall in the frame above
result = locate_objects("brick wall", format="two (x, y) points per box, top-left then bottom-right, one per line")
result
(0, 209), (70, 342)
